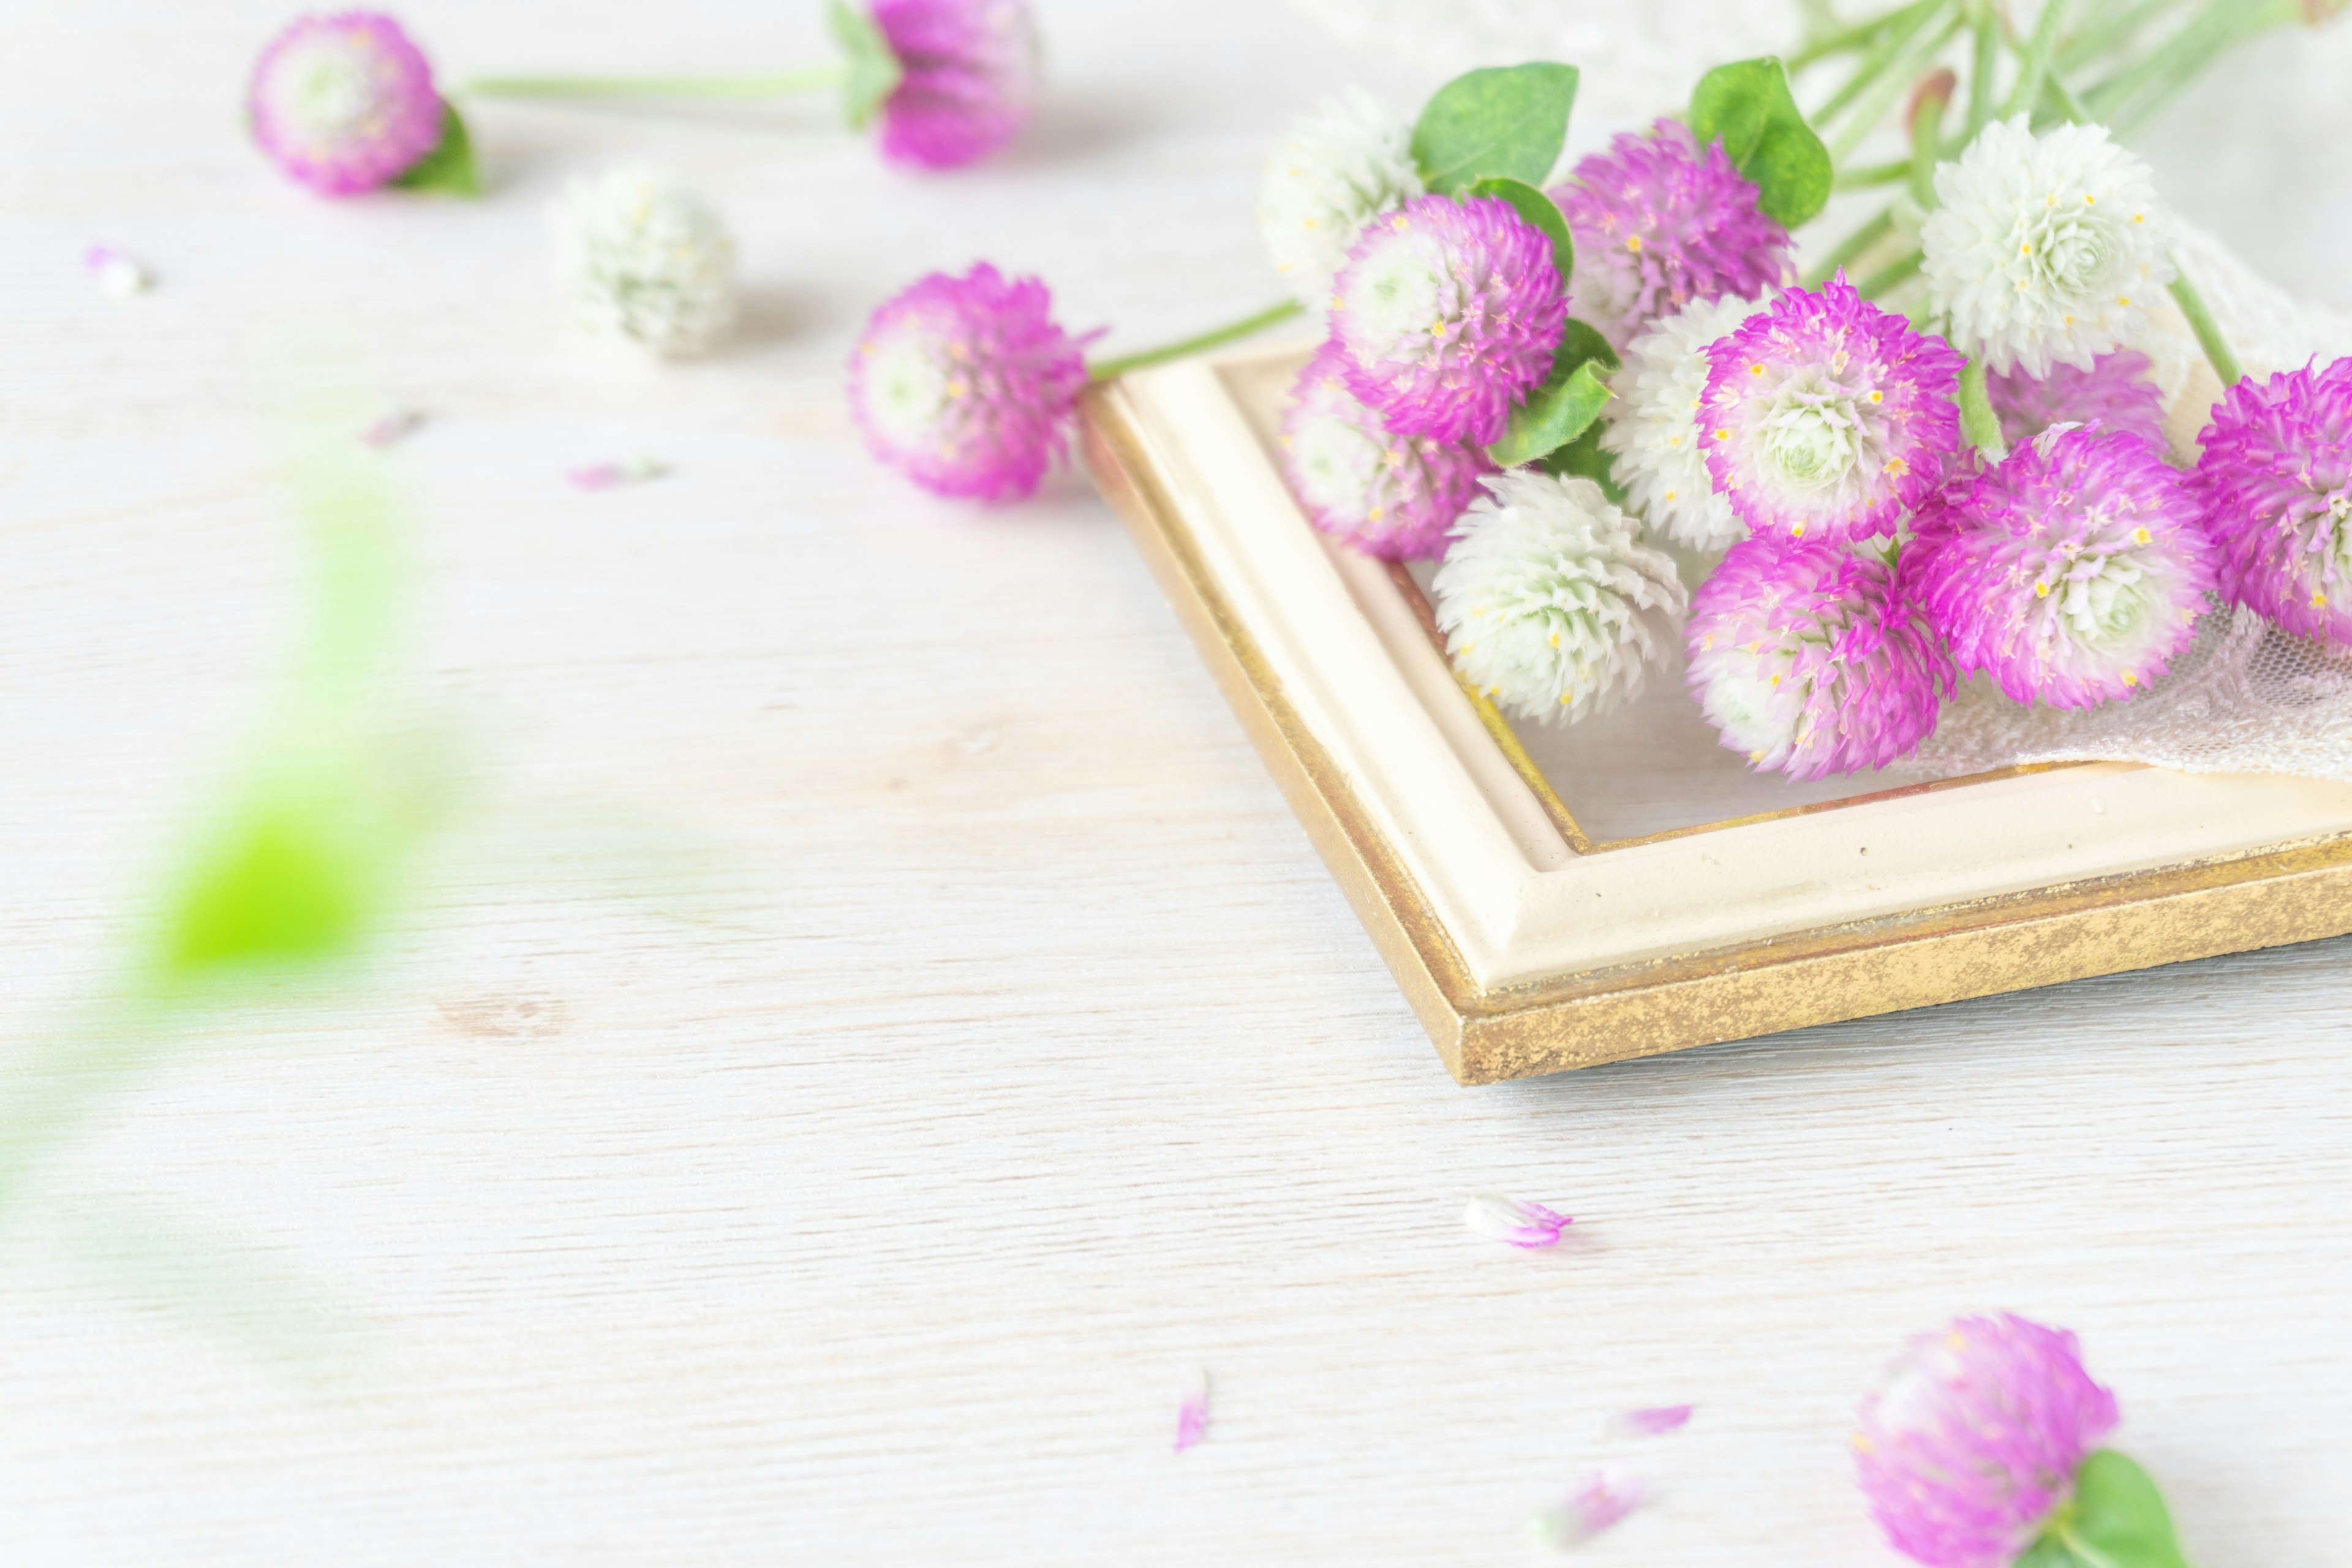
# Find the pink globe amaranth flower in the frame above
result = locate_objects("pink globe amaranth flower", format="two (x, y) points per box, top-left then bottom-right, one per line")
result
(1910, 426), (2215, 708)
(1686, 535), (1952, 781)
(847, 262), (1092, 503)
(1330, 194), (1567, 447)
(1548, 118), (1793, 351)
(247, 12), (444, 196)
(1987, 350), (2168, 451)
(1855, 1313), (2120, 1568)
(2194, 356), (2352, 646)
(871, 0), (1039, 171)
(1697, 275), (1966, 544)
(1281, 342), (1490, 560)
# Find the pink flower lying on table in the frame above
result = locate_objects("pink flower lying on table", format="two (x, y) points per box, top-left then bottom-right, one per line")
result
(1329, 194), (1567, 447)
(870, 0), (1041, 171)
(1854, 1314), (2119, 1568)
(848, 262), (1095, 502)
(1549, 118), (1791, 352)
(2195, 355), (2352, 647)
(247, 11), (445, 195)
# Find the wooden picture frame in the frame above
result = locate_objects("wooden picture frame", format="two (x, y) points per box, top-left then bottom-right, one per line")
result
(1080, 344), (2352, 1084)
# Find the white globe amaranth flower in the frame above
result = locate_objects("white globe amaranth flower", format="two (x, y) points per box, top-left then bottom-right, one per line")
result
(1600, 290), (1771, 551)
(554, 166), (739, 357)
(1922, 116), (2173, 377)
(1432, 471), (1688, 726)
(1256, 88), (1425, 309)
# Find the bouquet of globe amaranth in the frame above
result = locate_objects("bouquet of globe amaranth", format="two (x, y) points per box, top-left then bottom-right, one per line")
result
(851, 2), (2351, 784)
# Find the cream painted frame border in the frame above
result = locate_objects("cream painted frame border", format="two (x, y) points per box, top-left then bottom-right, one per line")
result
(1080, 346), (2352, 1084)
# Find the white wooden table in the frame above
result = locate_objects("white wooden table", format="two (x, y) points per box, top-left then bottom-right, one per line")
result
(4, 3), (2349, 1562)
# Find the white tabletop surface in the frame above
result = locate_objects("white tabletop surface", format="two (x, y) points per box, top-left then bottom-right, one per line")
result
(5, 3), (2351, 1564)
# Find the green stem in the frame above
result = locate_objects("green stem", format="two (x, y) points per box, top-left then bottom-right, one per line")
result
(1087, 300), (1305, 382)
(461, 65), (847, 100)
(1958, 358), (2008, 461)
(1805, 206), (1896, 287)
(2084, 0), (2300, 133)
(2058, 0), (2187, 67)
(2166, 259), (2245, 389)
(1964, 0), (2001, 135)
(1858, 248), (1925, 300)
(2002, 0), (2077, 118)
(1828, 10), (1967, 160)
(2039, 63), (2094, 124)
(1836, 157), (1915, 190)
(1813, 0), (1953, 124)
(1792, 0), (1943, 70)
(1908, 75), (1951, 208)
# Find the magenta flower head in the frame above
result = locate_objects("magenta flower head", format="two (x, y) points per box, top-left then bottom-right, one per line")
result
(247, 12), (445, 195)
(847, 262), (1093, 503)
(1548, 118), (1793, 350)
(1988, 351), (2168, 451)
(1330, 194), (1567, 447)
(870, 0), (1039, 171)
(1281, 342), (1490, 560)
(1855, 1313), (2120, 1568)
(1686, 535), (1952, 780)
(2195, 356), (2352, 646)
(1910, 426), (2215, 708)
(1697, 274), (1966, 544)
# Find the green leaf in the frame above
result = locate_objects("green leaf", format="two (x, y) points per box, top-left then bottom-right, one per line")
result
(1465, 175), (1575, 292)
(2032, 1451), (2193, 1568)
(1489, 318), (1619, 469)
(1687, 57), (1832, 228)
(1411, 63), (1580, 195)
(1537, 420), (1626, 507)
(389, 102), (480, 196)
(830, 0), (905, 130)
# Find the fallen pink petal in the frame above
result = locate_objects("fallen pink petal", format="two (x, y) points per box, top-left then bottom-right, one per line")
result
(361, 409), (426, 449)
(1613, 1404), (1694, 1438)
(1529, 1466), (1643, 1550)
(1463, 1192), (1572, 1248)
(1173, 1368), (1210, 1453)
(567, 456), (668, 492)
(84, 246), (151, 295)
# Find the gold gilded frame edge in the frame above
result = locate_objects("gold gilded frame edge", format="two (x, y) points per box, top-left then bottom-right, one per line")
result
(1079, 380), (2352, 1085)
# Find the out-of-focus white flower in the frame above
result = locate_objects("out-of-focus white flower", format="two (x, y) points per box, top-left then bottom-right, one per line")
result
(85, 246), (151, 295)
(1601, 291), (1771, 551)
(554, 167), (739, 357)
(1433, 472), (1687, 726)
(1922, 116), (2172, 377)
(1256, 89), (1425, 309)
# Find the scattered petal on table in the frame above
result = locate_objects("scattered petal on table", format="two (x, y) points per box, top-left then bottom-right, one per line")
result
(567, 456), (668, 492)
(1463, 1192), (1572, 1248)
(361, 409), (426, 449)
(85, 246), (151, 295)
(1528, 1467), (1643, 1550)
(1174, 1367), (1210, 1453)
(1610, 1404), (1693, 1438)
